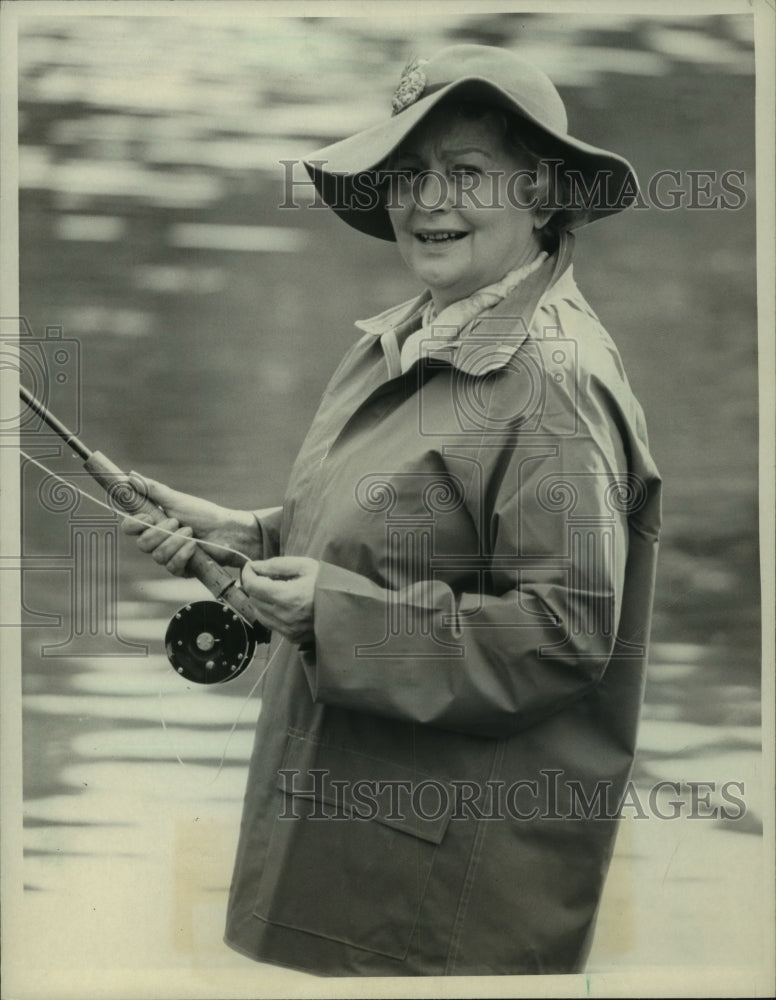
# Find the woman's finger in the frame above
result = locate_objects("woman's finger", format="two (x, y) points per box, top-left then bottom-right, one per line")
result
(240, 565), (302, 611)
(240, 562), (277, 596)
(150, 525), (195, 566)
(239, 568), (287, 619)
(128, 471), (193, 521)
(134, 517), (181, 554)
(240, 563), (316, 645)
(128, 471), (166, 505)
(163, 535), (199, 577)
(248, 556), (315, 580)
(247, 602), (307, 645)
(120, 512), (155, 537)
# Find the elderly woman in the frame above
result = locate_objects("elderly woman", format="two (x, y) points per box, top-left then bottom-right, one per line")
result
(124, 45), (661, 977)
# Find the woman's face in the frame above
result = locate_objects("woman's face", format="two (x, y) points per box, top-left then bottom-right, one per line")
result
(386, 107), (546, 310)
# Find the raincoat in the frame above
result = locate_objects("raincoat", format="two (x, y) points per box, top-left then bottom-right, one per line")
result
(224, 236), (662, 976)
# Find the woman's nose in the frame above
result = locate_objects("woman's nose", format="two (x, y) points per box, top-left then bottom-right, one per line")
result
(412, 170), (453, 212)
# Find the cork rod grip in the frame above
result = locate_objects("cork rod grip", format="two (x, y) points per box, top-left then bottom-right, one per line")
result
(83, 451), (266, 628)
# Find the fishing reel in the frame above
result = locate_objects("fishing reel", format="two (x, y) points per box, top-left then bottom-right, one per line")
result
(17, 384), (274, 687)
(164, 601), (271, 685)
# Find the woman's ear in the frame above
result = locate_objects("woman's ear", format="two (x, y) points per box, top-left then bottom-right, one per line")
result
(520, 173), (555, 231)
(532, 206), (555, 231)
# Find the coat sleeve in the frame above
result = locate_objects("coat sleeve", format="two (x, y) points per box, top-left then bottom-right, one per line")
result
(298, 379), (640, 739)
(252, 505), (283, 560)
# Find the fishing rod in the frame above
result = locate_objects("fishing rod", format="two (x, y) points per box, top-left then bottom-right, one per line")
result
(19, 384), (270, 685)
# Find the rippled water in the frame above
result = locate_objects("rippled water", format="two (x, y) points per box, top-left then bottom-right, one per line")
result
(9, 10), (765, 994)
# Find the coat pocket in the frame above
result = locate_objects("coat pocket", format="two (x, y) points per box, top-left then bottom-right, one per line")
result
(253, 730), (452, 960)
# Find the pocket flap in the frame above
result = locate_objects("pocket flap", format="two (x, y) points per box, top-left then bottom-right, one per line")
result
(277, 730), (452, 845)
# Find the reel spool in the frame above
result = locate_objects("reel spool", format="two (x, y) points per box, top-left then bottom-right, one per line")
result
(164, 600), (267, 684)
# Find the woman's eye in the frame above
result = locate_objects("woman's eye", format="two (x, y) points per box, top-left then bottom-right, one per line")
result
(451, 165), (482, 177)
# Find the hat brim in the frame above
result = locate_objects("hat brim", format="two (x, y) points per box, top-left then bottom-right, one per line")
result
(303, 78), (639, 241)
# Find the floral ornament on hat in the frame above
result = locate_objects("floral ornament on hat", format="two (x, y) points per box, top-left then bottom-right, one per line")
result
(391, 57), (428, 116)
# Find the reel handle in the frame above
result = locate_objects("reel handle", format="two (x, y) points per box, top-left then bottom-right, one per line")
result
(85, 451), (270, 641)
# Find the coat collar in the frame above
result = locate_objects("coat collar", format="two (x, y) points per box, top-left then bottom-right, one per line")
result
(355, 233), (576, 376)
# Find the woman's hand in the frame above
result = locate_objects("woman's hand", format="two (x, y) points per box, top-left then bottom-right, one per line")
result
(240, 556), (320, 646)
(120, 474), (262, 576)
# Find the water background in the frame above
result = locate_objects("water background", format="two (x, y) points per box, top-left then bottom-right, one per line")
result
(9, 10), (767, 997)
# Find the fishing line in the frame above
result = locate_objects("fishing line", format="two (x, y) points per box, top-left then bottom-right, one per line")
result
(20, 448), (279, 776)
(19, 450), (254, 565)
(157, 638), (281, 784)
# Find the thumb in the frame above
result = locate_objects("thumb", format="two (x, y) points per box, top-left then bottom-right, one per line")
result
(128, 471), (178, 509)
(247, 556), (310, 580)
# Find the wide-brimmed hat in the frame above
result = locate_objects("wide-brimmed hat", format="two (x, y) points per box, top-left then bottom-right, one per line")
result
(303, 44), (639, 241)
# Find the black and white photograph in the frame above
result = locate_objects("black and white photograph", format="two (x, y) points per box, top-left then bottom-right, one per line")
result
(1, 1), (773, 997)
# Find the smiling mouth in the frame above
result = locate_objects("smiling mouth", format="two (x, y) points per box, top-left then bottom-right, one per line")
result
(414, 231), (468, 244)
